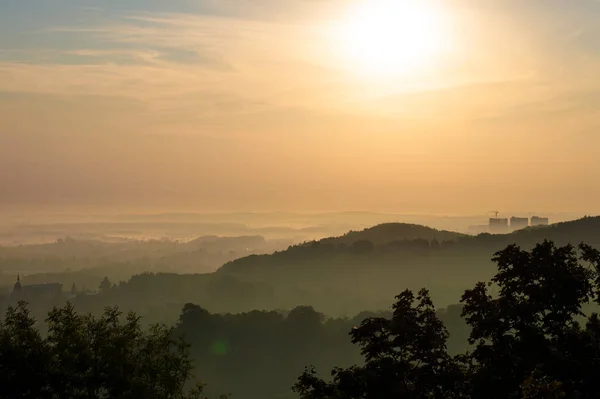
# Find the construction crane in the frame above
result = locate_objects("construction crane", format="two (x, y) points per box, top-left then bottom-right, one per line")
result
(488, 210), (500, 218)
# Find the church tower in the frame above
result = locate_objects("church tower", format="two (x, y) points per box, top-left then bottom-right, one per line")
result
(12, 274), (23, 300)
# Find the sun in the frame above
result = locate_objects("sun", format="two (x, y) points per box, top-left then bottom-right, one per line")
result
(330, 0), (451, 79)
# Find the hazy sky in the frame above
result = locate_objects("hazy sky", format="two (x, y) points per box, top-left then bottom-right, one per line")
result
(1, 0), (599, 215)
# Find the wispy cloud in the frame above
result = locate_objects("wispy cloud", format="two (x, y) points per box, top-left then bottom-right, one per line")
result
(0, 8), (358, 135)
(1, 0), (600, 212)
(1, 0), (599, 134)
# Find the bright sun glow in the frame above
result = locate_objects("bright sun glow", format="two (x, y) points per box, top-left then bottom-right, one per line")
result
(331, 0), (451, 78)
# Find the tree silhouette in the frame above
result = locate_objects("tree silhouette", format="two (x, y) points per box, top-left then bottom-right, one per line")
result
(295, 240), (600, 399)
(293, 289), (466, 398)
(99, 276), (112, 293)
(0, 301), (218, 399)
(461, 240), (600, 398)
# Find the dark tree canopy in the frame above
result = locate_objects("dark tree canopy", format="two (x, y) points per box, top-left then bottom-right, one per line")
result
(294, 289), (467, 399)
(99, 276), (112, 293)
(461, 241), (600, 399)
(0, 302), (217, 399)
(5, 240), (600, 399)
(295, 241), (600, 399)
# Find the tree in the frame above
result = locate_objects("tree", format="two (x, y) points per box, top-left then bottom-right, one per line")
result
(293, 289), (467, 399)
(99, 277), (112, 293)
(294, 241), (600, 399)
(0, 302), (49, 398)
(461, 240), (600, 399)
(350, 240), (375, 255)
(521, 370), (566, 399)
(0, 301), (217, 399)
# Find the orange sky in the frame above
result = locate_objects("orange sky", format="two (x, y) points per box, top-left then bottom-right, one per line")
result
(1, 0), (599, 214)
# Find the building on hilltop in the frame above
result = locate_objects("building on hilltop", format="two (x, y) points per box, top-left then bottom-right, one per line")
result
(489, 218), (509, 234)
(12, 274), (22, 297)
(11, 275), (63, 302)
(486, 213), (550, 234)
(510, 217), (529, 231)
(531, 216), (550, 227)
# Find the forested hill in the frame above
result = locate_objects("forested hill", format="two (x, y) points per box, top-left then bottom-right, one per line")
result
(218, 222), (464, 274)
(7, 218), (600, 320)
(220, 217), (600, 273)
(319, 223), (466, 245)
(215, 217), (600, 313)
(475, 215), (600, 248)
(0, 234), (291, 291)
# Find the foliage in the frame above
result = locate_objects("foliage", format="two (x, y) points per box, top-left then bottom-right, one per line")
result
(461, 240), (600, 399)
(99, 276), (113, 293)
(150, 300), (467, 399)
(175, 303), (365, 399)
(216, 217), (600, 315)
(294, 240), (600, 399)
(0, 302), (214, 399)
(6, 217), (600, 319)
(293, 289), (467, 399)
(6, 237), (600, 399)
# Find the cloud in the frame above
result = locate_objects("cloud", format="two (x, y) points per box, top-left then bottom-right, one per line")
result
(1, 0), (600, 213)
(0, 7), (364, 142)
(0, 0), (600, 188)
(1, 1), (599, 127)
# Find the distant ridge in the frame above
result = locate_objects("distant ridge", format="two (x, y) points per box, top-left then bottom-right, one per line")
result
(217, 222), (465, 275)
(475, 215), (600, 247)
(182, 235), (268, 252)
(319, 223), (465, 246)
(218, 216), (600, 275)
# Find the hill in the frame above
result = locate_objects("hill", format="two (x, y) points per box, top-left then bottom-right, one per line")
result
(217, 223), (466, 278)
(319, 223), (466, 246)
(215, 217), (600, 314)
(474, 215), (600, 248)
(7, 218), (600, 319)
(0, 235), (292, 291)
